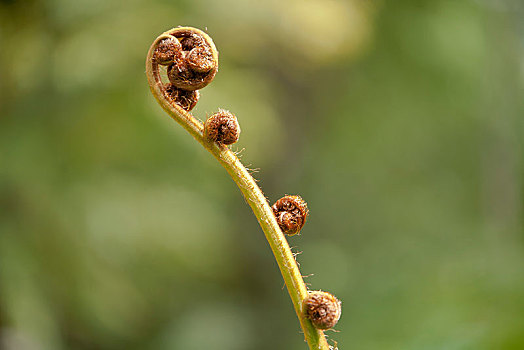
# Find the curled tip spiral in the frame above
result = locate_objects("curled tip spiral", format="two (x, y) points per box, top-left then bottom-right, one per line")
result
(272, 195), (309, 236)
(303, 291), (342, 330)
(164, 28), (219, 91)
(204, 109), (240, 145)
(147, 27), (219, 116)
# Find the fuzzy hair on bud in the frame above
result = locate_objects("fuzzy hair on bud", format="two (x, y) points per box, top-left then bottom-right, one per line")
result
(204, 109), (240, 145)
(303, 291), (342, 330)
(272, 195), (309, 236)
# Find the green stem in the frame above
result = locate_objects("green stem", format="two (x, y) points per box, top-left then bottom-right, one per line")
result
(146, 28), (330, 350)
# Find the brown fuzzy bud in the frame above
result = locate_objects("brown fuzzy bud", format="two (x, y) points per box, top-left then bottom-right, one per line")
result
(187, 46), (215, 73)
(153, 37), (182, 65)
(165, 29), (218, 91)
(303, 291), (342, 330)
(272, 195), (308, 236)
(204, 110), (240, 145)
(164, 83), (199, 111)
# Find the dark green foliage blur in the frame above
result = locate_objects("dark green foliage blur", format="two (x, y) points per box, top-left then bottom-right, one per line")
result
(1, 0), (523, 349)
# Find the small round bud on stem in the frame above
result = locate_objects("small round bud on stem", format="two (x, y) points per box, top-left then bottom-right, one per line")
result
(187, 46), (215, 73)
(272, 195), (308, 236)
(164, 83), (199, 111)
(303, 291), (342, 330)
(204, 110), (240, 145)
(154, 37), (182, 65)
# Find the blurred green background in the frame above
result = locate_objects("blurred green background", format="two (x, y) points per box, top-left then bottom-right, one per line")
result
(1, 0), (523, 349)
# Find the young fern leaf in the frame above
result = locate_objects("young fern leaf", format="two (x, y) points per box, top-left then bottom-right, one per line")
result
(146, 26), (339, 349)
